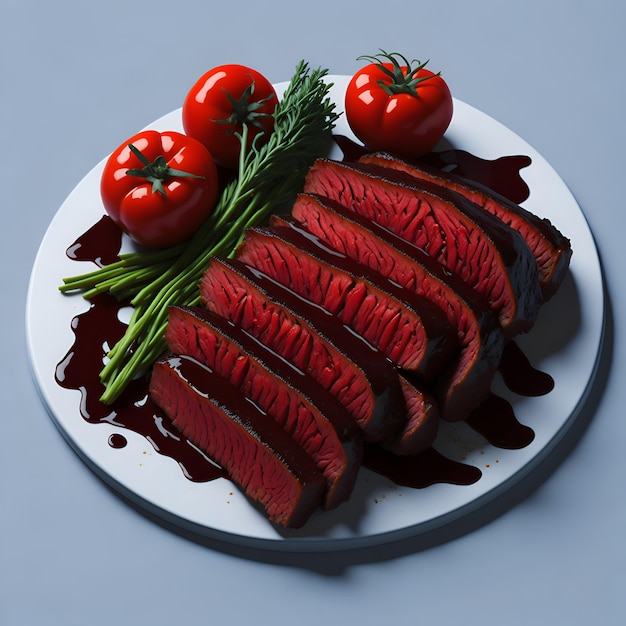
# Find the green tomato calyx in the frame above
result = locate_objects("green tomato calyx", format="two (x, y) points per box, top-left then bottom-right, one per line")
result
(213, 81), (275, 132)
(125, 144), (205, 196)
(357, 49), (441, 97)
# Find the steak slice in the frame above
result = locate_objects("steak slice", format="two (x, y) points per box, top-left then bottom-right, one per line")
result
(165, 305), (363, 510)
(290, 193), (504, 422)
(149, 354), (325, 529)
(200, 257), (406, 442)
(304, 158), (542, 337)
(359, 151), (572, 300)
(384, 374), (439, 456)
(235, 221), (456, 380)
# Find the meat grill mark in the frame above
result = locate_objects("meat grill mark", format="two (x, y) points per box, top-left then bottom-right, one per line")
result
(149, 354), (326, 528)
(303, 158), (542, 337)
(359, 151), (572, 300)
(235, 221), (457, 379)
(164, 305), (364, 510)
(200, 256), (406, 441)
(290, 193), (504, 422)
(62, 140), (569, 531)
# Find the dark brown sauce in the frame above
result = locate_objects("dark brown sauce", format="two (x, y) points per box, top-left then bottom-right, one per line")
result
(423, 150), (531, 205)
(59, 243), (224, 482)
(333, 134), (369, 162)
(108, 433), (127, 449)
(466, 393), (535, 449)
(499, 340), (554, 396)
(57, 138), (553, 496)
(363, 445), (482, 488)
(332, 134), (531, 204)
(66, 215), (123, 267)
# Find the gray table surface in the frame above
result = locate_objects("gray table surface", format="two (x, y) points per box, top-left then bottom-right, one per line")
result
(2, 1), (624, 624)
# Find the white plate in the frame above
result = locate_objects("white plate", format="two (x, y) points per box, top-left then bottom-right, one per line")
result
(25, 75), (605, 551)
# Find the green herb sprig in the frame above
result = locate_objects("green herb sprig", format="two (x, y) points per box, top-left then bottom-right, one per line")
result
(60, 61), (339, 404)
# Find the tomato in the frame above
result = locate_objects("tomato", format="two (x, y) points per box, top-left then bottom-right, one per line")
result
(182, 64), (277, 170)
(100, 130), (219, 248)
(345, 50), (453, 159)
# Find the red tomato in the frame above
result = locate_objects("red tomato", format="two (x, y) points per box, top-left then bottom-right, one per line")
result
(345, 51), (453, 159)
(100, 130), (219, 248)
(182, 64), (277, 170)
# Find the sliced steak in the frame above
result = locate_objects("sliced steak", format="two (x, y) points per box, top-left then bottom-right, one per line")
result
(359, 151), (572, 300)
(235, 222), (456, 380)
(200, 257), (406, 442)
(165, 305), (363, 510)
(303, 158), (542, 336)
(149, 354), (325, 528)
(290, 193), (504, 422)
(384, 374), (439, 456)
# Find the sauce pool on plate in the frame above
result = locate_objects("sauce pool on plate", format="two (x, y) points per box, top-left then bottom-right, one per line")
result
(55, 143), (553, 491)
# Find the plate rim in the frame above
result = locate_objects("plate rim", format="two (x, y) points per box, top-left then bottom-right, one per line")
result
(25, 74), (606, 551)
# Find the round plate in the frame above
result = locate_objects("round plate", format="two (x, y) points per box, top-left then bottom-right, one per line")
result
(25, 75), (605, 551)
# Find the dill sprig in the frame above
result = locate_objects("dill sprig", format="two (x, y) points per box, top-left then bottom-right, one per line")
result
(60, 60), (339, 404)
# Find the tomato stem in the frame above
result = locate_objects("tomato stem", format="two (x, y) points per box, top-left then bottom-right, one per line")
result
(357, 49), (442, 97)
(125, 143), (205, 196)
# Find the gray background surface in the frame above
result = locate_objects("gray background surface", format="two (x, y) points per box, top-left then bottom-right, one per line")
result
(2, 1), (624, 624)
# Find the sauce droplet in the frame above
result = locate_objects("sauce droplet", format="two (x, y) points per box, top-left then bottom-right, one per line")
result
(108, 433), (127, 449)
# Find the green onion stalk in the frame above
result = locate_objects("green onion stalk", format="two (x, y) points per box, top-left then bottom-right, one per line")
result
(60, 61), (339, 404)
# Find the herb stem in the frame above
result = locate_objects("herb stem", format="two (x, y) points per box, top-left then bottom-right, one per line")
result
(60, 61), (338, 404)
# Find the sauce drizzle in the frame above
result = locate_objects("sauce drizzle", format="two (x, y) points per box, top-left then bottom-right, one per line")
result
(58, 239), (224, 483)
(466, 393), (535, 450)
(56, 138), (553, 495)
(499, 340), (554, 396)
(65, 215), (122, 267)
